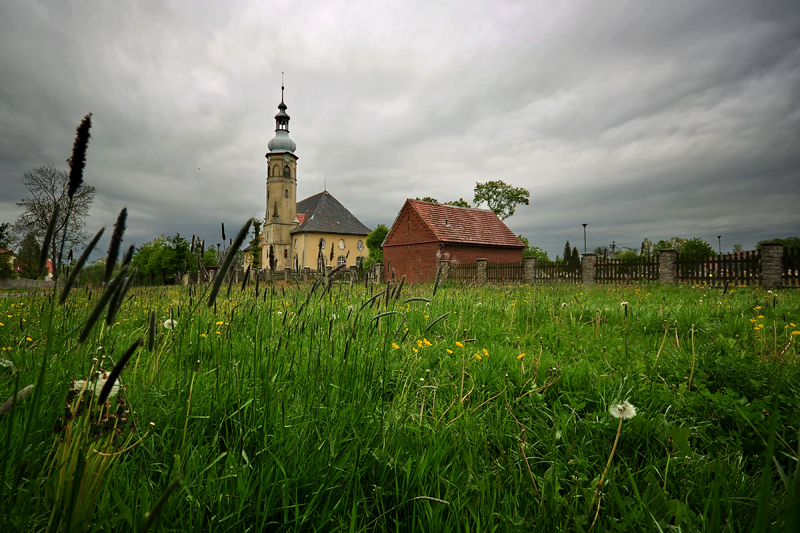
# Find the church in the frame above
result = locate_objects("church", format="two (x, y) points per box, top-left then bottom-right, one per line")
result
(258, 86), (371, 272)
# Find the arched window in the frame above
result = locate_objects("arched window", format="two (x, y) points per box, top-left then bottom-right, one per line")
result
(283, 249), (288, 259)
(284, 189), (289, 198)
(267, 166), (271, 177)
(283, 165), (290, 177)
(317, 256), (325, 271)
(337, 255), (346, 267)
(273, 166), (279, 177)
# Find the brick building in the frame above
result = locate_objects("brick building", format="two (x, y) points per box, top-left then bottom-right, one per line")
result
(382, 199), (524, 283)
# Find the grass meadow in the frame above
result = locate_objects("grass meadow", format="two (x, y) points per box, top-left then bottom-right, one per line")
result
(1, 279), (799, 532)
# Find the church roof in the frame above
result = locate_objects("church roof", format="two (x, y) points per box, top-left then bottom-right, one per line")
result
(292, 191), (371, 236)
(401, 199), (524, 248)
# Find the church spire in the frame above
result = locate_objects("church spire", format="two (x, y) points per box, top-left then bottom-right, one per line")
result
(267, 79), (296, 153)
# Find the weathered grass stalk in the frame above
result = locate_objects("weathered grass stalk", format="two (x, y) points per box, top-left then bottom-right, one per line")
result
(208, 218), (253, 307)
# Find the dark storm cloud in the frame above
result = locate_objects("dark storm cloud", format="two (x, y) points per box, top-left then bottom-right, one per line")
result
(1, 0), (798, 260)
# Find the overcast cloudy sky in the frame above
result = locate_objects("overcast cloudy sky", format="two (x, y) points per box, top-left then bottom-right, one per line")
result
(1, 0), (799, 259)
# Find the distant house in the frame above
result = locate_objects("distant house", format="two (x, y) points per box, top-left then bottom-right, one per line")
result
(382, 199), (524, 283)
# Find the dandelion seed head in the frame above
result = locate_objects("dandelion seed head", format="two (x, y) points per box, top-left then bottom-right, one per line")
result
(609, 400), (636, 420)
(163, 319), (177, 330)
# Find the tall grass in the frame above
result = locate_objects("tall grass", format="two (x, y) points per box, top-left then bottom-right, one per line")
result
(1, 279), (798, 531)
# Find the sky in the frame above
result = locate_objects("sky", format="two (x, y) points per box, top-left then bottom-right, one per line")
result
(1, 0), (799, 260)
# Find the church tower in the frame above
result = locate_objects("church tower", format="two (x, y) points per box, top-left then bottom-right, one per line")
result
(263, 84), (298, 271)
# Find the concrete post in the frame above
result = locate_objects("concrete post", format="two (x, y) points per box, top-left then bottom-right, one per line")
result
(523, 256), (537, 284)
(761, 243), (783, 289)
(581, 253), (597, 285)
(375, 263), (383, 283)
(438, 260), (450, 283)
(660, 250), (677, 284)
(284, 267), (292, 282)
(476, 258), (488, 285)
(303, 267), (310, 282)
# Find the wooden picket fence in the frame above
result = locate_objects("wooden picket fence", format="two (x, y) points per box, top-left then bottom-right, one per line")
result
(595, 256), (659, 284)
(533, 260), (581, 284)
(450, 262), (478, 280)
(487, 261), (523, 281)
(676, 250), (761, 287)
(784, 246), (800, 287)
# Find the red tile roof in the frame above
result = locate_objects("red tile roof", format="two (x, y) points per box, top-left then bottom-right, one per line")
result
(407, 200), (523, 247)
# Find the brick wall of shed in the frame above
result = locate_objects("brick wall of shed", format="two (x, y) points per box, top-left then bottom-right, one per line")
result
(442, 244), (522, 265)
(383, 242), (441, 283)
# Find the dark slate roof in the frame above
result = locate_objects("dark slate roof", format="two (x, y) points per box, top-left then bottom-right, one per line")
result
(407, 199), (524, 247)
(292, 191), (371, 236)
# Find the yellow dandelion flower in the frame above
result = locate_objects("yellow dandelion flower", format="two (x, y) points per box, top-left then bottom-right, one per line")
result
(423, 338), (432, 346)
(215, 321), (224, 325)
(754, 306), (762, 310)
(757, 315), (764, 319)
(455, 341), (464, 348)
(446, 349), (453, 354)
(517, 353), (525, 360)
(417, 339), (423, 347)
(482, 348), (489, 356)
(792, 331), (800, 336)
(26, 337), (32, 341)
(200, 333), (207, 338)
(392, 343), (400, 349)
(413, 347), (418, 353)
(0, 323), (4, 327)
(475, 355), (482, 361)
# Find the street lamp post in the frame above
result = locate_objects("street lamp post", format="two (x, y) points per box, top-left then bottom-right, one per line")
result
(582, 224), (588, 254)
(717, 235), (722, 255)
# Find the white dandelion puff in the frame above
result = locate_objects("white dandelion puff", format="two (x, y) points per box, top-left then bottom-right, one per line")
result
(163, 319), (177, 330)
(609, 400), (636, 420)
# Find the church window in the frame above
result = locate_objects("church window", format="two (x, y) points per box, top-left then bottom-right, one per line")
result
(337, 256), (346, 267)
(294, 238), (297, 249)
(285, 189), (289, 198)
(273, 165), (279, 176)
(338, 239), (345, 250)
(357, 240), (364, 251)
(284, 165), (290, 177)
(267, 166), (271, 177)
(284, 249), (288, 259)
(317, 256), (325, 271)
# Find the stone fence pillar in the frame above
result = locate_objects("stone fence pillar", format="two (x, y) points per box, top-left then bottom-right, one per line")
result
(303, 267), (310, 282)
(374, 263), (383, 283)
(761, 243), (783, 289)
(581, 253), (596, 285)
(284, 267), (292, 282)
(476, 258), (488, 284)
(438, 260), (450, 283)
(660, 250), (677, 284)
(523, 256), (537, 284)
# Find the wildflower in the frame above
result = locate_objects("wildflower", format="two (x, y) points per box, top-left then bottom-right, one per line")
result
(792, 331), (800, 336)
(609, 400), (637, 420)
(392, 343), (400, 349)
(482, 348), (489, 356)
(0, 323), (3, 327)
(755, 306), (762, 310)
(163, 319), (177, 330)
(215, 321), (224, 325)
(446, 349), (453, 354)
(475, 354), (482, 361)
(26, 337), (33, 341)
(276, 311), (283, 316)
(412, 348), (418, 353)
(331, 314), (338, 320)
(757, 315), (764, 319)
(561, 302), (568, 308)
(423, 338), (432, 346)
(517, 353), (525, 360)
(455, 341), (464, 348)
(199, 333), (207, 338)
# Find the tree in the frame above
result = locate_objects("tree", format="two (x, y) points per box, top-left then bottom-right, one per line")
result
(517, 235), (549, 261)
(571, 246), (580, 266)
(681, 238), (715, 259)
(0, 222), (15, 250)
(444, 198), (471, 208)
(732, 244), (743, 253)
(473, 180), (529, 220)
(249, 220), (262, 269)
(16, 232), (42, 279)
(654, 237), (685, 252)
(757, 237), (800, 250)
(131, 233), (197, 283)
(202, 249), (218, 267)
(415, 197), (439, 204)
(563, 241), (572, 263)
(12, 164), (96, 270)
(366, 224), (389, 266)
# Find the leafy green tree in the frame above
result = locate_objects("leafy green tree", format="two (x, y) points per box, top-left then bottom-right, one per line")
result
(473, 180), (529, 220)
(654, 237), (685, 252)
(571, 246), (580, 266)
(444, 198), (471, 208)
(366, 224), (389, 266)
(0, 222), (15, 250)
(681, 238), (715, 259)
(249, 220), (262, 269)
(563, 241), (572, 263)
(616, 249), (639, 261)
(732, 244), (743, 253)
(16, 232), (42, 279)
(415, 197), (439, 203)
(756, 237), (800, 250)
(203, 249), (218, 267)
(517, 235), (549, 260)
